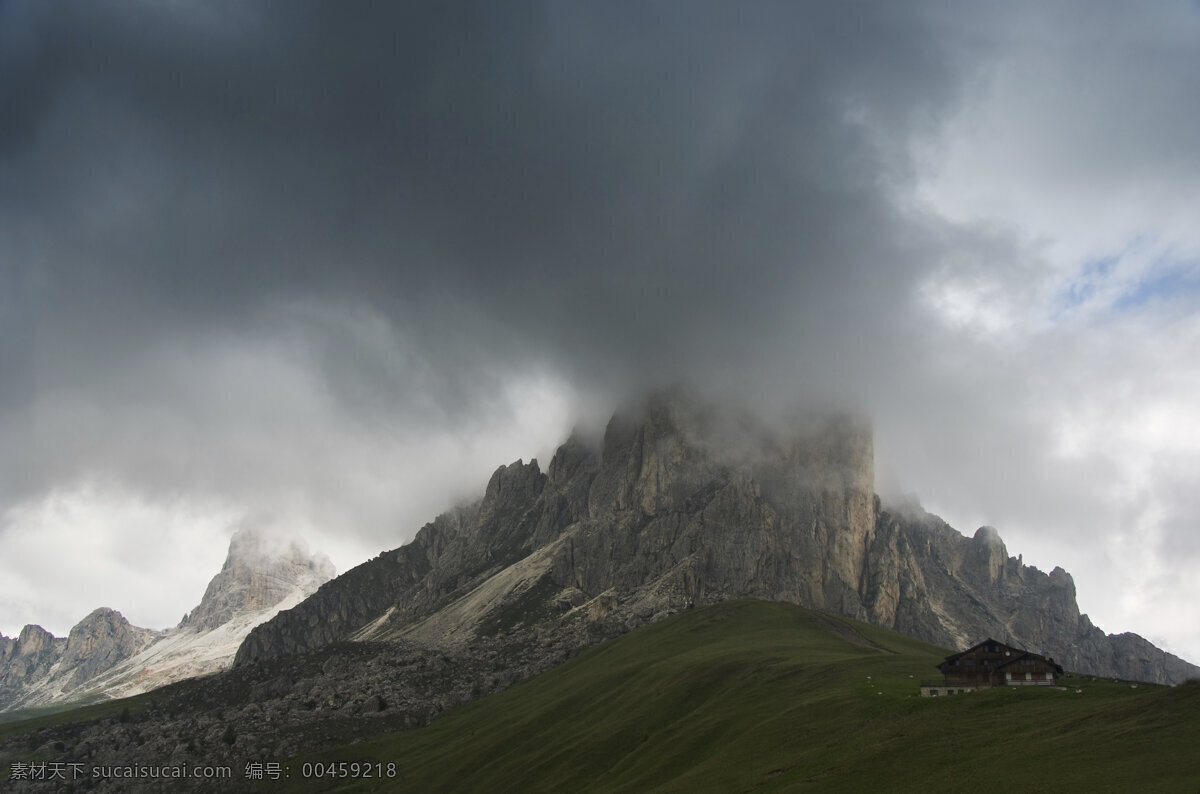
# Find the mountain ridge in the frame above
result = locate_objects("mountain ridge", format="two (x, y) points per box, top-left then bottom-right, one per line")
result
(236, 392), (1199, 684)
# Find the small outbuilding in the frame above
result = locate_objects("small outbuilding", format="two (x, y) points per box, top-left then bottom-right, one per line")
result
(921, 638), (1064, 696)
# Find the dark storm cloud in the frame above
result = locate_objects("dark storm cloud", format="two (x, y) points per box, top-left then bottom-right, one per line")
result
(2, 0), (972, 409)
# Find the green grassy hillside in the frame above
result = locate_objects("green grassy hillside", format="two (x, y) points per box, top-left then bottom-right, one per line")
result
(0, 691), (128, 727)
(0, 691), (153, 733)
(277, 601), (1200, 793)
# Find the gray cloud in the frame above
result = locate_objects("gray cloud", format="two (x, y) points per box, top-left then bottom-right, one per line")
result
(3, 1), (1200, 659)
(3, 1), (964, 381)
(2, 0), (971, 498)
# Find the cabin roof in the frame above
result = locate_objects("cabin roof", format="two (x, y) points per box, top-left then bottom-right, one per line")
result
(939, 637), (1012, 663)
(938, 638), (1063, 674)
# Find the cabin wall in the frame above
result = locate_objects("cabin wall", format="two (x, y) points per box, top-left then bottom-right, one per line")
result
(999, 659), (1059, 686)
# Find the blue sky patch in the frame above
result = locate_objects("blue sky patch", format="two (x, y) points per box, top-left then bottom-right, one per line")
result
(1057, 256), (1116, 311)
(1050, 256), (1118, 320)
(1113, 265), (1200, 311)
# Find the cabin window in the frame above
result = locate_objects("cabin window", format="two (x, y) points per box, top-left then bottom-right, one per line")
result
(1025, 672), (1032, 681)
(1020, 658), (1035, 666)
(1006, 672), (1012, 681)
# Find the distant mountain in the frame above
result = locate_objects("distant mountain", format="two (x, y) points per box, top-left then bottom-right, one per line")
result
(237, 391), (1200, 685)
(0, 527), (333, 711)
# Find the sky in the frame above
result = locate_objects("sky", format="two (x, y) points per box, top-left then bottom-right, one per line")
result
(2, 1), (1199, 663)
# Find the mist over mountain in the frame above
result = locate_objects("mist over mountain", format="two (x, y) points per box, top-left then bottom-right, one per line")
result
(179, 527), (335, 632)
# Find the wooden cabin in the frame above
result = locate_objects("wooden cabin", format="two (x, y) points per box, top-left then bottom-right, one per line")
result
(921, 638), (1064, 696)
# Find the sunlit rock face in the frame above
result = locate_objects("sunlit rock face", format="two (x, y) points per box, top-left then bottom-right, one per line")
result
(58, 608), (159, 689)
(0, 626), (65, 705)
(236, 390), (1199, 685)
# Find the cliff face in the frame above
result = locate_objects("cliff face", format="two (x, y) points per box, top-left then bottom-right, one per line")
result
(0, 626), (66, 704)
(237, 395), (875, 662)
(58, 608), (160, 690)
(235, 392), (1200, 685)
(0, 528), (334, 712)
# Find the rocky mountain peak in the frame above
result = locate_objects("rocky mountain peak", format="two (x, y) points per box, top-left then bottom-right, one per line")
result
(1049, 566), (1074, 589)
(14, 625), (56, 657)
(237, 391), (881, 664)
(59, 608), (157, 688)
(482, 459), (545, 510)
(969, 525), (1008, 583)
(547, 432), (594, 486)
(973, 525), (1003, 546)
(179, 527), (335, 632)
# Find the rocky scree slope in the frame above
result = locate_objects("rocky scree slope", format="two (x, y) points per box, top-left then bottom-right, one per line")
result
(237, 393), (1198, 685)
